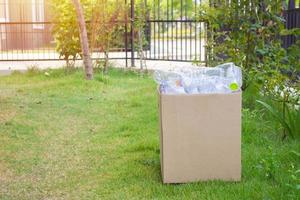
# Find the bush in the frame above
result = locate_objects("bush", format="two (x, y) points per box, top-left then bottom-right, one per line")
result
(50, 0), (89, 67)
(199, 1), (299, 139)
(51, 0), (127, 72)
(199, 0), (298, 89)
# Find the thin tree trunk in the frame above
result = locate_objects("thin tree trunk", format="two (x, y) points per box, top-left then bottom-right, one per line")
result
(104, 51), (109, 74)
(71, 0), (93, 80)
(138, 30), (143, 70)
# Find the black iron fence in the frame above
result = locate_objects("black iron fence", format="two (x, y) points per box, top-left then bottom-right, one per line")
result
(0, 0), (208, 65)
(141, 0), (207, 63)
(1, 1), (298, 64)
(282, 0), (300, 48)
(0, 22), (55, 61)
(0, 21), (129, 61)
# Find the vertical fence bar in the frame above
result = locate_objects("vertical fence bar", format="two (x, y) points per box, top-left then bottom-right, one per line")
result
(162, 0), (165, 60)
(125, 0), (128, 67)
(199, 1), (202, 62)
(189, 21), (192, 60)
(176, 21), (178, 60)
(145, 0), (149, 60)
(162, 21), (165, 59)
(152, 0), (156, 59)
(194, 0), (197, 61)
(167, 0), (169, 59)
(130, 0), (135, 67)
(0, 23), (1, 60)
(157, 0), (160, 59)
(5, 24), (8, 60)
(180, 0), (183, 60)
(185, 0), (187, 61)
(171, 0), (174, 60)
(205, 22), (208, 66)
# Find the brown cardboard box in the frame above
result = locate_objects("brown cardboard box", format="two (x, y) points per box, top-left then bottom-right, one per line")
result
(158, 91), (241, 183)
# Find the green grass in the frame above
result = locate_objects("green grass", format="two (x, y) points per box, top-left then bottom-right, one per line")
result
(0, 68), (299, 200)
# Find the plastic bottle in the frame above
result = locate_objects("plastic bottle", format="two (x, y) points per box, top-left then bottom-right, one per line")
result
(153, 63), (242, 94)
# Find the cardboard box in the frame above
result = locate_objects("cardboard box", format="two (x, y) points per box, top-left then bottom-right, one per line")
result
(158, 91), (241, 183)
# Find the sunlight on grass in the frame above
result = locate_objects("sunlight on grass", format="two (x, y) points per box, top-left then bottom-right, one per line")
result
(0, 68), (299, 199)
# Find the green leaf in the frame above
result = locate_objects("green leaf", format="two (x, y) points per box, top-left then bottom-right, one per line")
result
(280, 28), (300, 36)
(256, 49), (268, 56)
(256, 100), (293, 138)
(291, 151), (300, 157)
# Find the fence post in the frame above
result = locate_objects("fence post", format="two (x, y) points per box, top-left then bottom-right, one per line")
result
(130, 0), (135, 67)
(125, 0), (128, 68)
(288, 0), (295, 9)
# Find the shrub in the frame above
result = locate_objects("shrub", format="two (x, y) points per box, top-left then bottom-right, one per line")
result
(51, 0), (127, 72)
(198, 0), (299, 92)
(90, 0), (126, 73)
(51, 1), (79, 67)
(199, 1), (300, 140)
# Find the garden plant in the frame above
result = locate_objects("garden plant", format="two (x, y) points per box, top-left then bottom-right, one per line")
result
(0, 0), (299, 199)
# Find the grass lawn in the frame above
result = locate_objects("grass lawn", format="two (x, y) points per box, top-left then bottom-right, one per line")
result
(0, 68), (299, 199)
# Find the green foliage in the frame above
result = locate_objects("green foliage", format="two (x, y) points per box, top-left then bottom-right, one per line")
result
(284, 40), (300, 75)
(200, 1), (300, 139)
(51, 0), (81, 66)
(286, 161), (300, 193)
(26, 65), (41, 76)
(256, 146), (279, 180)
(90, 0), (126, 73)
(257, 100), (300, 140)
(134, 0), (148, 41)
(199, 0), (299, 90)
(281, 28), (300, 36)
(134, 0), (149, 69)
(50, 0), (94, 67)
(94, 73), (110, 84)
(50, 0), (126, 71)
(258, 62), (299, 140)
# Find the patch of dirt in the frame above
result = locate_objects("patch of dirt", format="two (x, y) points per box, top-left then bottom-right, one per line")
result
(0, 109), (17, 124)
(0, 162), (15, 183)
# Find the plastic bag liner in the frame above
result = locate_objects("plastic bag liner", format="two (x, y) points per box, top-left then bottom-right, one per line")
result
(153, 63), (242, 94)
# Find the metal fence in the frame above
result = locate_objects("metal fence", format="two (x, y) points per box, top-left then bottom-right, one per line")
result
(0, 22), (55, 61)
(0, 21), (129, 61)
(142, 0), (207, 63)
(0, 0), (207, 65)
(0, 1), (207, 65)
(1, 1), (298, 64)
(282, 0), (300, 48)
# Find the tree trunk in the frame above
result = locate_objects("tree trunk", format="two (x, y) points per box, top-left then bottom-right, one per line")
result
(104, 51), (109, 74)
(138, 29), (145, 70)
(71, 0), (93, 80)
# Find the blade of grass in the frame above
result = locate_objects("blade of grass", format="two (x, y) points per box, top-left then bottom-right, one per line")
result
(256, 100), (293, 139)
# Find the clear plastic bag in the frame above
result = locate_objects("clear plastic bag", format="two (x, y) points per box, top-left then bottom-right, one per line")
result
(153, 63), (242, 94)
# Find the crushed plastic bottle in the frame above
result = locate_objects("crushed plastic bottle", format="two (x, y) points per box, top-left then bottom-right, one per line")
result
(153, 63), (242, 94)
(218, 62), (242, 92)
(153, 70), (185, 94)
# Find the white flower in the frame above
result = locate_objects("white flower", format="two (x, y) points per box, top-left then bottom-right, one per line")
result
(274, 85), (279, 93)
(289, 87), (296, 94)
